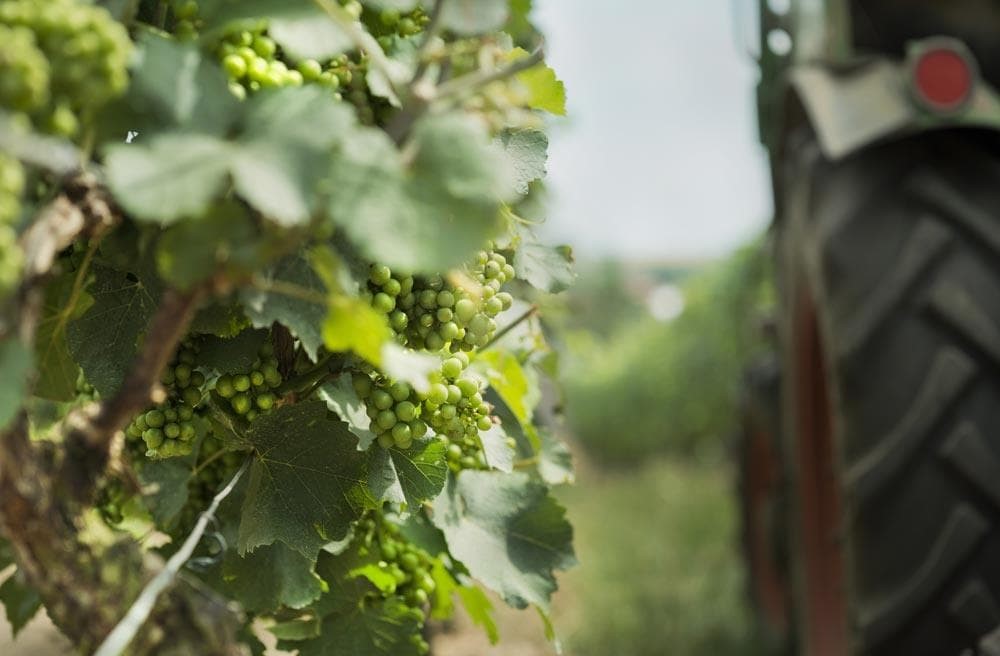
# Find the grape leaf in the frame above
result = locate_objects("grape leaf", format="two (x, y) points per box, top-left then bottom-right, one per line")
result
(328, 114), (512, 273)
(380, 343), (440, 395)
(223, 541), (324, 612)
(195, 329), (268, 375)
(114, 33), (240, 136)
(0, 338), (32, 431)
(318, 376), (376, 450)
(67, 264), (160, 397)
(33, 269), (93, 401)
(441, 0), (509, 35)
(269, 616), (321, 641)
(105, 134), (232, 224)
(428, 559), (457, 619)
(509, 48), (566, 116)
(457, 583), (499, 644)
(241, 254), (327, 361)
(496, 129), (547, 195)
(291, 598), (425, 656)
(538, 428), (574, 485)
(366, 438), (448, 507)
(513, 230), (576, 294)
(323, 295), (392, 366)
(0, 575), (41, 637)
(156, 202), (260, 289)
(237, 400), (374, 557)
(270, 10), (353, 61)
(479, 423), (514, 473)
(478, 350), (539, 427)
(431, 471), (575, 610)
(139, 459), (192, 526)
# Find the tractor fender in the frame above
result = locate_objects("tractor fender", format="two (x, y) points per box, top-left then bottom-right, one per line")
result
(790, 52), (1000, 161)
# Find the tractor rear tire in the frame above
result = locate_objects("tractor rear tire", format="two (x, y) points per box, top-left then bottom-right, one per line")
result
(776, 130), (1000, 656)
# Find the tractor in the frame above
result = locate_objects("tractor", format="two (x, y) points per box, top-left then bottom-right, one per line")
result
(738, 1), (1000, 654)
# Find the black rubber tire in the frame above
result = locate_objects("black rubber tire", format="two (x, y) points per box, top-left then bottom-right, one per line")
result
(776, 129), (1000, 656)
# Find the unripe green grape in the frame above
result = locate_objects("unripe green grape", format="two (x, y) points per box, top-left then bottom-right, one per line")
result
(256, 393), (275, 410)
(178, 406), (194, 421)
(502, 264), (516, 281)
(48, 104), (78, 137)
(427, 383), (448, 405)
(439, 404), (457, 420)
(251, 371), (265, 387)
(468, 314), (491, 337)
(460, 456), (477, 470)
(400, 552), (419, 571)
(223, 53), (247, 79)
(392, 422), (411, 444)
(182, 387), (201, 407)
(409, 419), (427, 438)
(145, 410), (165, 428)
(216, 375), (235, 398)
(233, 374), (251, 392)
(419, 313), (434, 329)
(417, 573), (435, 593)
(164, 408), (178, 422)
(389, 381), (411, 402)
(439, 321), (459, 341)
(456, 380), (477, 400)
(174, 363), (191, 381)
(477, 416), (492, 431)
(164, 423), (181, 439)
(399, 293), (415, 310)
(382, 278), (401, 296)
(160, 367), (176, 385)
(496, 291), (513, 311)
(390, 310), (408, 332)
(484, 261), (501, 278)
(394, 400), (416, 422)
(484, 296), (503, 316)
(377, 409), (397, 430)
(436, 307), (453, 323)
(425, 333), (444, 351)
(352, 373), (372, 398)
(377, 432), (395, 448)
(246, 409), (258, 421)
(231, 393), (251, 414)
(344, 0), (363, 19)
(286, 69), (304, 86)
(381, 541), (398, 560)
(370, 264), (391, 285)
(442, 358), (463, 380)
(436, 290), (455, 307)
(372, 389), (393, 410)
(126, 423), (142, 439)
(454, 298), (476, 323)
(237, 46), (257, 65)
(373, 292), (395, 314)
(447, 385), (462, 404)
(446, 444), (463, 461)
(143, 428), (165, 449)
(180, 423), (196, 441)
(399, 17), (419, 36)
(297, 59), (323, 80)
(252, 35), (276, 58)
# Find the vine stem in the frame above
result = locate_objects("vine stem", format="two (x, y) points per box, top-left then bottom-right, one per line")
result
(93, 457), (251, 656)
(481, 305), (538, 350)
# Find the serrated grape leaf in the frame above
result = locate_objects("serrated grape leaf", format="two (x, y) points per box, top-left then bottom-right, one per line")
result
(223, 541), (324, 612)
(366, 438), (448, 507)
(116, 33), (240, 136)
(323, 295), (391, 366)
(479, 423), (514, 473)
(33, 269), (93, 401)
(509, 48), (566, 116)
(0, 338), (32, 431)
(496, 129), (547, 195)
(380, 344), (440, 395)
(0, 575), (41, 637)
(156, 202), (260, 289)
(318, 376), (376, 450)
(328, 114), (511, 273)
(457, 583), (499, 644)
(311, 544), (376, 617)
(105, 134), (232, 224)
(139, 459), (192, 526)
(514, 229), (576, 293)
(429, 559), (457, 620)
(430, 471), (575, 610)
(538, 428), (574, 485)
(67, 264), (160, 397)
(241, 254), (326, 360)
(291, 598), (425, 656)
(195, 328), (268, 375)
(238, 400), (374, 556)
(441, 0), (509, 35)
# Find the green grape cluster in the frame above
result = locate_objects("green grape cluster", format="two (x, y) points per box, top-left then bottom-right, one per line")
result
(169, 0), (202, 41)
(357, 512), (436, 642)
(125, 344), (207, 458)
(0, 152), (24, 295)
(370, 5), (428, 48)
(75, 369), (98, 402)
(0, 0), (131, 137)
(353, 372), (429, 450)
(423, 355), (498, 472)
(0, 24), (49, 113)
(213, 341), (283, 421)
(367, 248), (515, 353)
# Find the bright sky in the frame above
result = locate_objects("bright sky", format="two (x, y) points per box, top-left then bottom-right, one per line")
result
(532, 0), (773, 261)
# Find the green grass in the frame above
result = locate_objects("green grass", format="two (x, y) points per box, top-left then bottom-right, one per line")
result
(555, 458), (769, 656)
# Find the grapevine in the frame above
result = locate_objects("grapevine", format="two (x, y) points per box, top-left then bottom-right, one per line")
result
(0, 0), (575, 654)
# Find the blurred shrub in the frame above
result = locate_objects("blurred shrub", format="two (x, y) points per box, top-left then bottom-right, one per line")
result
(562, 238), (772, 464)
(559, 458), (768, 656)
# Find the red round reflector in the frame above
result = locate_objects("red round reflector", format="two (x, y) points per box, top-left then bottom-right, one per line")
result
(913, 48), (973, 112)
